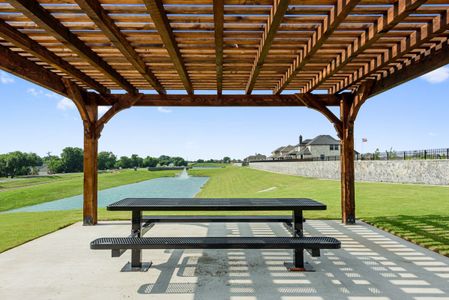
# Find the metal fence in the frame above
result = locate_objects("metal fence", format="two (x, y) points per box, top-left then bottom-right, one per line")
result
(249, 148), (449, 163)
(357, 148), (449, 161)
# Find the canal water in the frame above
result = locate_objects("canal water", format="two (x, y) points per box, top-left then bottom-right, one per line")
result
(8, 175), (208, 213)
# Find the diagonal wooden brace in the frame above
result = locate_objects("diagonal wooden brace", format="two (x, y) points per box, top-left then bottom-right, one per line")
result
(294, 93), (343, 139)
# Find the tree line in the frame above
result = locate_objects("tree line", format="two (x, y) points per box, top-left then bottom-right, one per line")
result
(0, 148), (188, 178)
(0, 148), (239, 178)
(0, 151), (43, 178)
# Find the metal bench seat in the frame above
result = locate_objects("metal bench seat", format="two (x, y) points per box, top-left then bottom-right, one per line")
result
(141, 215), (293, 223)
(91, 236), (340, 250)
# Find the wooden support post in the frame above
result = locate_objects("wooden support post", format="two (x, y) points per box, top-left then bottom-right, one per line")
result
(83, 104), (99, 225)
(64, 80), (101, 225)
(339, 79), (375, 224)
(63, 79), (141, 225)
(340, 95), (355, 224)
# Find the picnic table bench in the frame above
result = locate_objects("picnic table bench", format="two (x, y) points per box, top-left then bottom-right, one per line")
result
(91, 198), (340, 271)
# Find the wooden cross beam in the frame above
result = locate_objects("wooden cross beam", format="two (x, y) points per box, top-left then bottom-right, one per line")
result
(0, 44), (68, 97)
(302, 0), (428, 93)
(332, 9), (449, 94)
(0, 20), (109, 95)
(245, 0), (289, 95)
(144, 0), (193, 94)
(274, 0), (360, 94)
(213, 0), (224, 95)
(102, 93), (341, 107)
(75, 0), (165, 95)
(8, 0), (138, 94)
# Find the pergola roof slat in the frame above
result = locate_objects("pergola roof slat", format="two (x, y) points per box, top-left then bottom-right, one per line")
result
(213, 0), (224, 95)
(274, 0), (361, 94)
(8, 0), (137, 94)
(0, 19), (109, 94)
(143, 0), (193, 94)
(75, 0), (166, 94)
(301, 0), (429, 93)
(0, 43), (68, 96)
(245, 0), (290, 95)
(0, 0), (447, 97)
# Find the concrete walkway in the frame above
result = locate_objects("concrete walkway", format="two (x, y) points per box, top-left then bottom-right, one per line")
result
(0, 220), (448, 300)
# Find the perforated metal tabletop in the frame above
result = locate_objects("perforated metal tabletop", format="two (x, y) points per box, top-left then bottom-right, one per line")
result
(107, 198), (326, 211)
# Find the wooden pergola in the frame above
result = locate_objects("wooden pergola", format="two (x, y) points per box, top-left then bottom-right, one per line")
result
(1, 0), (448, 225)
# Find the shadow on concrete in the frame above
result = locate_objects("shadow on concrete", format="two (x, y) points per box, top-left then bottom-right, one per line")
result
(136, 221), (449, 299)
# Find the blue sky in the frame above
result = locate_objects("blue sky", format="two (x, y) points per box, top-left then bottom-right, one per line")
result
(0, 66), (448, 160)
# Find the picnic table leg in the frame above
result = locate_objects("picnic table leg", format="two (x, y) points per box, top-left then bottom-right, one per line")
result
(293, 209), (305, 269)
(131, 210), (142, 269)
(285, 209), (307, 271)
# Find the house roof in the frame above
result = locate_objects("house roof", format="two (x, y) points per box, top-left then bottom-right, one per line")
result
(272, 146), (285, 153)
(302, 139), (312, 145)
(280, 145), (295, 153)
(306, 135), (339, 146)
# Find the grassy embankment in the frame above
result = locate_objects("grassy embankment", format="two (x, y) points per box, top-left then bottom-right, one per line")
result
(1, 166), (448, 255)
(0, 169), (177, 212)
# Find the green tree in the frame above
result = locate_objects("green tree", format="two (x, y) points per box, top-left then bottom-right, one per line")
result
(61, 147), (83, 172)
(98, 151), (117, 170)
(47, 157), (65, 174)
(373, 148), (381, 160)
(1, 151), (43, 177)
(130, 154), (143, 168)
(223, 156), (231, 164)
(117, 156), (132, 169)
(0, 155), (7, 177)
(172, 156), (187, 167)
(158, 155), (171, 166)
(143, 156), (158, 168)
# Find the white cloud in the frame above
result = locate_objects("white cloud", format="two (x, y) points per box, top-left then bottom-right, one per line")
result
(0, 71), (14, 84)
(27, 88), (42, 96)
(57, 97), (76, 111)
(27, 88), (59, 99)
(421, 66), (449, 84)
(428, 132), (438, 137)
(44, 92), (59, 99)
(157, 107), (172, 113)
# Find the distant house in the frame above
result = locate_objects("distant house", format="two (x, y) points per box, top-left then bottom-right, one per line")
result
(272, 134), (342, 160)
(244, 153), (267, 162)
(270, 146), (285, 159)
(270, 145), (295, 160)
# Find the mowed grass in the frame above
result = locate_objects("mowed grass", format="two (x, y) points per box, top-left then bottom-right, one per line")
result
(1, 166), (449, 255)
(0, 169), (177, 212)
(190, 167), (449, 219)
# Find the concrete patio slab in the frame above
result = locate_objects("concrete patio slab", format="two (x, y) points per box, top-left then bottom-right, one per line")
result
(0, 220), (448, 300)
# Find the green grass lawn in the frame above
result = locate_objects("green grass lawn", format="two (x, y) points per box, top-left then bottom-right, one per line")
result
(1, 166), (448, 255)
(0, 169), (177, 212)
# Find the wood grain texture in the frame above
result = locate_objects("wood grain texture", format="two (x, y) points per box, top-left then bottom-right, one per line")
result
(104, 93), (343, 107)
(8, 0), (137, 94)
(302, 0), (429, 93)
(0, 44), (68, 96)
(245, 0), (289, 94)
(340, 95), (355, 224)
(143, 0), (193, 94)
(275, 0), (360, 94)
(0, 0), (447, 95)
(213, 0), (224, 95)
(75, 0), (165, 94)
